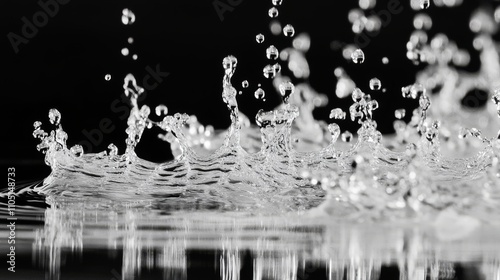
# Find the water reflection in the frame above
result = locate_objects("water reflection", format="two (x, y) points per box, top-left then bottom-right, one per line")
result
(29, 198), (500, 280)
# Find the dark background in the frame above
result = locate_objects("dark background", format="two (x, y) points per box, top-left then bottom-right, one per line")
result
(0, 0), (496, 179)
(0, 1), (497, 279)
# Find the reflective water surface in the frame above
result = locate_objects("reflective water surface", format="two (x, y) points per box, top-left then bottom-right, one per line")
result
(1, 182), (499, 280)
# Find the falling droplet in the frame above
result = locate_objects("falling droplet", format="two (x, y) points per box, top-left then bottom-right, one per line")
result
(279, 81), (295, 104)
(382, 57), (389, 64)
(270, 21), (282, 35)
(105, 74), (111, 81)
(121, 8), (136, 25)
(272, 0), (283, 5)
(132, 54), (138, 60)
(263, 65), (276, 79)
(254, 88), (265, 100)
(128, 37), (134, 44)
(266, 45), (279, 60)
(351, 49), (365, 64)
(268, 7), (279, 18)
(121, 48), (129, 56)
(283, 24), (295, 37)
(33, 121), (42, 129)
(329, 108), (346, 120)
(155, 105), (168, 116)
(273, 63), (281, 74)
(413, 13), (433, 30)
(369, 78), (381, 90)
(256, 33), (265, 44)
(48, 109), (61, 126)
(420, 0), (430, 9)
(395, 109), (406, 119)
(242, 80), (249, 88)
(341, 131), (354, 143)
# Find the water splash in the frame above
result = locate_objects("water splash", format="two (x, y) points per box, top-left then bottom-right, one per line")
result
(31, 1), (500, 226)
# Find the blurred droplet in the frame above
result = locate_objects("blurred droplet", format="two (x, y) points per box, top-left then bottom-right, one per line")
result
(121, 8), (136, 25)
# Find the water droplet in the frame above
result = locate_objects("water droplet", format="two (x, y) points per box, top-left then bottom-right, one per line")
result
(283, 24), (295, 37)
(48, 109), (61, 126)
(420, 0), (430, 9)
(268, 7), (279, 18)
(413, 13), (432, 30)
(266, 45), (279, 60)
(105, 74), (111, 81)
(222, 55), (238, 77)
(263, 65), (276, 79)
(352, 88), (365, 102)
(359, 0), (376, 10)
(155, 105), (168, 116)
(419, 95), (430, 110)
(273, 63), (281, 74)
(348, 9), (364, 24)
(365, 15), (382, 32)
(279, 81), (295, 104)
(394, 109), (406, 119)
(410, 83), (426, 98)
(329, 108), (346, 120)
(254, 88), (265, 100)
(108, 144), (118, 157)
(33, 121), (42, 129)
(256, 33), (265, 44)
(369, 78), (381, 90)
(121, 8), (136, 25)
(341, 131), (354, 143)
(469, 9), (497, 34)
(70, 145), (84, 157)
(242, 80), (249, 88)
(382, 57), (389, 64)
(121, 48), (129, 56)
(272, 0), (283, 5)
(132, 54), (138, 60)
(328, 123), (341, 142)
(351, 49), (365, 64)
(292, 34), (311, 52)
(128, 37), (134, 44)
(270, 21), (282, 35)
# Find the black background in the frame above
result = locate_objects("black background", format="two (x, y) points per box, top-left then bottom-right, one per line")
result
(0, 1), (498, 279)
(0, 0), (496, 179)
